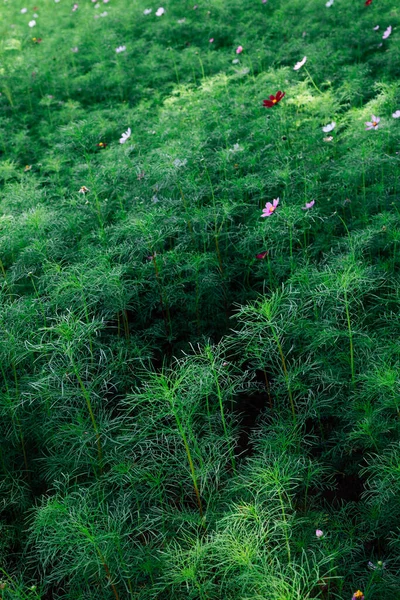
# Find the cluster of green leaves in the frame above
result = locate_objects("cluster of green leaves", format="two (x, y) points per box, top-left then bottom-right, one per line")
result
(1, 0), (400, 598)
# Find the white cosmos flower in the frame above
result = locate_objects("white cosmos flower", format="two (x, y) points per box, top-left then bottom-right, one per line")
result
(325, 0), (334, 6)
(293, 56), (307, 70)
(155, 7), (165, 16)
(28, 20), (36, 27)
(392, 110), (400, 118)
(21, 7), (28, 13)
(144, 8), (152, 14)
(322, 121), (336, 132)
(115, 45), (126, 53)
(119, 128), (131, 144)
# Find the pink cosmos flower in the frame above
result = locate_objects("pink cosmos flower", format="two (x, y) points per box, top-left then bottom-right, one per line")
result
(236, 45), (243, 54)
(256, 250), (268, 259)
(392, 110), (400, 118)
(72, 3), (78, 11)
(209, 38), (214, 43)
(261, 198), (279, 217)
(293, 56), (307, 70)
(382, 25), (392, 39)
(365, 115), (380, 130)
(316, 529), (324, 538)
(302, 200), (315, 210)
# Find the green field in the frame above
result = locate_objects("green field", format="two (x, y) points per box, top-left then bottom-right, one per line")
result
(1, 0), (400, 598)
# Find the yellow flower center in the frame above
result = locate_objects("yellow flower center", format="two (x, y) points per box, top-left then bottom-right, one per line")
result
(272, 98), (277, 103)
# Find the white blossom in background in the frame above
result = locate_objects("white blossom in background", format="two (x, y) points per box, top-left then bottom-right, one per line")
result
(156, 7), (165, 16)
(115, 45), (126, 53)
(119, 128), (131, 144)
(322, 122), (336, 132)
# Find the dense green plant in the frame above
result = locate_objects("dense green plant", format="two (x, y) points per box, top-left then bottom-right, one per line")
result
(1, 0), (400, 598)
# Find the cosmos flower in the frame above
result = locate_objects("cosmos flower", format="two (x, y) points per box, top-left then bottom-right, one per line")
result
(256, 250), (268, 259)
(21, 8), (28, 13)
(143, 8), (152, 14)
(302, 200), (315, 210)
(293, 56), (307, 70)
(325, 0), (334, 6)
(115, 45), (126, 53)
(28, 20), (36, 27)
(156, 7), (165, 16)
(352, 591), (364, 600)
(322, 121), (336, 132)
(365, 115), (380, 130)
(373, 25), (379, 30)
(261, 198), (279, 217)
(97, 142), (107, 149)
(72, 3), (78, 11)
(365, 0), (372, 5)
(119, 128), (131, 143)
(209, 38), (214, 43)
(392, 110), (400, 118)
(24, 165), (32, 172)
(383, 26), (392, 39)
(263, 91), (285, 107)
(315, 529), (324, 538)
(323, 136), (333, 142)
(236, 45), (243, 54)
(78, 186), (89, 194)
(232, 58), (240, 64)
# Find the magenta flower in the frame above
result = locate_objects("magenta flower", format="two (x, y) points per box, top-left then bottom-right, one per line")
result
(209, 38), (214, 43)
(261, 198), (279, 217)
(382, 25), (392, 39)
(315, 529), (324, 538)
(352, 591), (364, 600)
(365, 115), (380, 130)
(302, 200), (315, 210)
(256, 250), (268, 259)
(236, 45), (243, 54)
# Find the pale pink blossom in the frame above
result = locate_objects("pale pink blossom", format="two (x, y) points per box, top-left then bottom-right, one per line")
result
(382, 25), (392, 39)
(236, 45), (243, 54)
(365, 115), (380, 130)
(156, 7), (165, 16)
(316, 529), (324, 538)
(261, 198), (279, 217)
(302, 200), (315, 210)
(392, 110), (400, 118)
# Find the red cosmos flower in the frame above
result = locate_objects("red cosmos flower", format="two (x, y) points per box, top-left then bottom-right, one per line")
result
(97, 142), (107, 149)
(256, 250), (268, 260)
(263, 91), (285, 108)
(365, 0), (372, 5)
